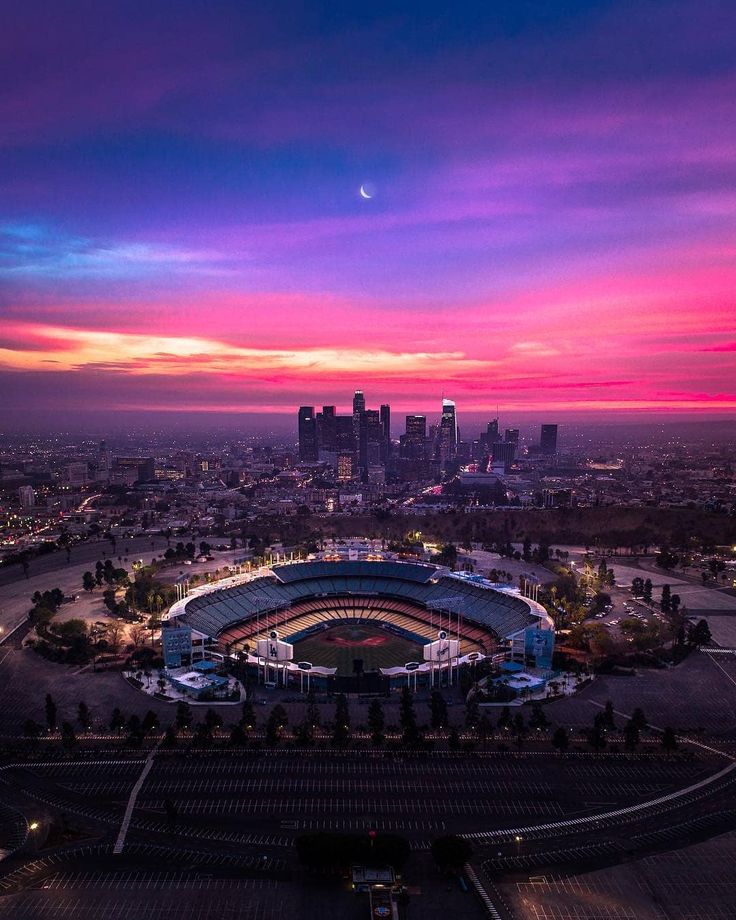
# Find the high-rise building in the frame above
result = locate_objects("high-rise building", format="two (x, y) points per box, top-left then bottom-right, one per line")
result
(337, 452), (356, 482)
(403, 415), (426, 458)
(380, 404), (391, 460)
(359, 409), (382, 472)
(316, 405), (337, 453)
(335, 414), (357, 458)
(486, 418), (499, 443)
(66, 461), (89, 486)
(111, 457), (154, 485)
(98, 439), (109, 471)
(540, 424), (558, 455)
(493, 441), (516, 466)
(504, 428), (519, 443)
(298, 407), (318, 461)
(437, 398), (457, 467)
(352, 390), (365, 434)
(18, 485), (35, 509)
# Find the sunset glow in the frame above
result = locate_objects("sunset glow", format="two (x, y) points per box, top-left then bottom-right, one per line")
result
(1, 0), (735, 422)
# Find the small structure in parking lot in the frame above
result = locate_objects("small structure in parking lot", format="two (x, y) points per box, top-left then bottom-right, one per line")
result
(351, 866), (400, 919)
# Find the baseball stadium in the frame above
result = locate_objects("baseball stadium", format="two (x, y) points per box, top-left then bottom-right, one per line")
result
(164, 559), (554, 688)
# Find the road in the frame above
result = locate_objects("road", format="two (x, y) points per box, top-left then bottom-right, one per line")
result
(0, 536), (171, 588)
(0, 540), (243, 639)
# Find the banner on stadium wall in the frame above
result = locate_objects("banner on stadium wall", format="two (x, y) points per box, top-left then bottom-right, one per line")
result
(423, 630), (460, 663)
(256, 630), (294, 661)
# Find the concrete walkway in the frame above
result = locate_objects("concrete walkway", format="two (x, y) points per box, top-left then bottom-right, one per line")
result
(113, 742), (160, 855)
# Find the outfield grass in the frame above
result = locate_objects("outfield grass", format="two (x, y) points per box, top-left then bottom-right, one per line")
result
(292, 625), (424, 674)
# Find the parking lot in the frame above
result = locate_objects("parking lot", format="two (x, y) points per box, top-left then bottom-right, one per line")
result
(502, 828), (736, 919)
(6, 748), (714, 848)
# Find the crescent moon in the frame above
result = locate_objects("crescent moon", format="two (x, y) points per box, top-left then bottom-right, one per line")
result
(359, 184), (372, 199)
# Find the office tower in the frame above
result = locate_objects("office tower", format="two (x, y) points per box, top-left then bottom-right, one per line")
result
(98, 439), (109, 471)
(18, 485), (35, 509)
(316, 405), (337, 453)
(66, 461), (89, 486)
(540, 424), (558, 455)
(112, 457), (155, 485)
(298, 406), (318, 461)
(403, 415), (426, 458)
(437, 398), (457, 466)
(335, 414), (357, 455)
(352, 390), (365, 434)
(504, 428), (520, 444)
(380, 404), (391, 459)
(359, 409), (382, 472)
(486, 418), (499, 444)
(337, 452), (356, 481)
(493, 441), (516, 465)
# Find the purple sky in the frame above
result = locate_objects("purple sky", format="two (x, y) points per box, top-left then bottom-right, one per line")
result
(1, 0), (735, 428)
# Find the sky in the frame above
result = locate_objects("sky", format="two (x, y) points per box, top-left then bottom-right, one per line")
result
(1, 0), (735, 429)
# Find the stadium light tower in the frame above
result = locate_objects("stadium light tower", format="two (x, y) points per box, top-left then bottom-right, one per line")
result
(425, 596), (464, 686)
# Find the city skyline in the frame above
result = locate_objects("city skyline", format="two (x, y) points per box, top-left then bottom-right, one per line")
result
(2, 0), (736, 425)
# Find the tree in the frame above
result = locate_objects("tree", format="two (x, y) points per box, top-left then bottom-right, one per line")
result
(688, 619), (712, 647)
(304, 688), (320, 728)
(513, 712), (527, 749)
(82, 571), (96, 592)
(529, 702), (549, 731)
(602, 700), (616, 730)
(660, 584), (672, 613)
(77, 701), (91, 731)
(191, 722), (213, 748)
(631, 577), (644, 598)
(230, 723), (248, 747)
(551, 726), (569, 752)
(661, 726), (678, 755)
(175, 701), (193, 732)
(45, 693), (57, 732)
(266, 709), (285, 746)
(643, 579), (653, 603)
(240, 701), (256, 731)
(368, 699), (385, 735)
(142, 710), (160, 735)
(522, 536), (532, 562)
(656, 549), (679, 570)
(23, 719), (43, 742)
(430, 691), (449, 729)
(464, 695), (480, 731)
(623, 720), (640, 752)
(477, 714), (493, 751)
(60, 720), (77, 748)
(204, 708), (223, 733)
(670, 594), (681, 615)
(162, 725), (178, 748)
(587, 722), (607, 753)
(497, 706), (512, 733)
(631, 707), (648, 732)
(128, 625), (146, 647)
(431, 835), (473, 873)
(399, 687), (421, 747)
(332, 694), (351, 747)
(109, 707), (126, 733)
